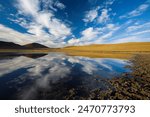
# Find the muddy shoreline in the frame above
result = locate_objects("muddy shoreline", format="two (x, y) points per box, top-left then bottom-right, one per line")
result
(64, 54), (150, 100)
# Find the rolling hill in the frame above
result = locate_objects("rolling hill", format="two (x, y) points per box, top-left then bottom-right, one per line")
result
(0, 41), (49, 49)
(23, 43), (49, 49)
(0, 41), (26, 49)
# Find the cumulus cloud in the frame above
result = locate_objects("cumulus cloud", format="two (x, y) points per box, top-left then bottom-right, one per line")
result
(98, 9), (110, 23)
(68, 38), (80, 45)
(83, 2), (112, 24)
(67, 23), (120, 45)
(0, 0), (149, 47)
(87, 24), (118, 40)
(1, 0), (71, 47)
(83, 0), (115, 24)
(83, 7), (99, 23)
(74, 27), (101, 45)
(41, 0), (66, 11)
(17, 0), (71, 38)
(54, 1), (66, 9)
(81, 27), (99, 39)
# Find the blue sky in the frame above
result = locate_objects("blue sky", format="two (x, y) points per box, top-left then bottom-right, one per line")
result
(0, 0), (150, 47)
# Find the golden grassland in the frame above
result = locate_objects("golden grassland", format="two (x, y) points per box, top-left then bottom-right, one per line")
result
(63, 51), (133, 59)
(0, 42), (150, 59)
(59, 42), (150, 58)
(62, 42), (150, 52)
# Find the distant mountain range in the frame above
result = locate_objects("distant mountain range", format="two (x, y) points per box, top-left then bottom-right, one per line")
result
(0, 41), (49, 49)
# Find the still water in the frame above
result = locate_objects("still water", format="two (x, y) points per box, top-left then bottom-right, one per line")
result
(0, 53), (130, 99)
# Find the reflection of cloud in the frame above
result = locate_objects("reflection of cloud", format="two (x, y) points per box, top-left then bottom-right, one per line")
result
(0, 53), (129, 78)
(66, 56), (128, 75)
(0, 53), (129, 99)
(0, 56), (34, 76)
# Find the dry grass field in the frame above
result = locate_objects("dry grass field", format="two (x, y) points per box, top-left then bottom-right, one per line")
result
(61, 42), (150, 52)
(60, 42), (150, 58)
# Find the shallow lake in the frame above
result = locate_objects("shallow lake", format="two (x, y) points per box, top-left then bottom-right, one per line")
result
(0, 52), (131, 99)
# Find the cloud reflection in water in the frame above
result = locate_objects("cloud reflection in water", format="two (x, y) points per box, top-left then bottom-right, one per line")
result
(0, 53), (130, 99)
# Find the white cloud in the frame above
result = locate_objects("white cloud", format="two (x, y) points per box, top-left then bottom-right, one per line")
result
(98, 9), (110, 23)
(16, 0), (71, 38)
(128, 4), (149, 17)
(1, 0), (149, 47)
(106, 24), (115, 30)
(132, 30), (150, 35)
(127, 25), (143, 32)
(55, 1), (66, 9)
(67, 23), (120, 45)
(41, 0), (66, 11)
(41, 0), (57, 11)
(111, 36), (150, 44)
(96, 24), (118, 38)
(8, 17), (29, 28)
(99, 31), (113, 39)
(67, 27), (100, 46)
(2, 0), (72, 47)
(83, 7), (111, 24)
(102, 20), (150, 44)
(126, 22), (150, 32)
(77, 27), (101, 45)
(120, 1), (150, 19)
(80, 7), (150, 46)
(16, 0), (40, 16)
(105, 0), (115, 6)
(48, 18), (71, 38)
(84, 0), (115, 24)
(83, 8), (99, 23)
(81, 27), (99, 39)
(94, 25), (120, 43)
(68, 38), (80, 45)
(0, 24), (36, 45)
(0, 23), (59, 47)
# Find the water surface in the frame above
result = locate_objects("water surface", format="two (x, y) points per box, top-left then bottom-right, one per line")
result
(0, 52), (130, 99)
